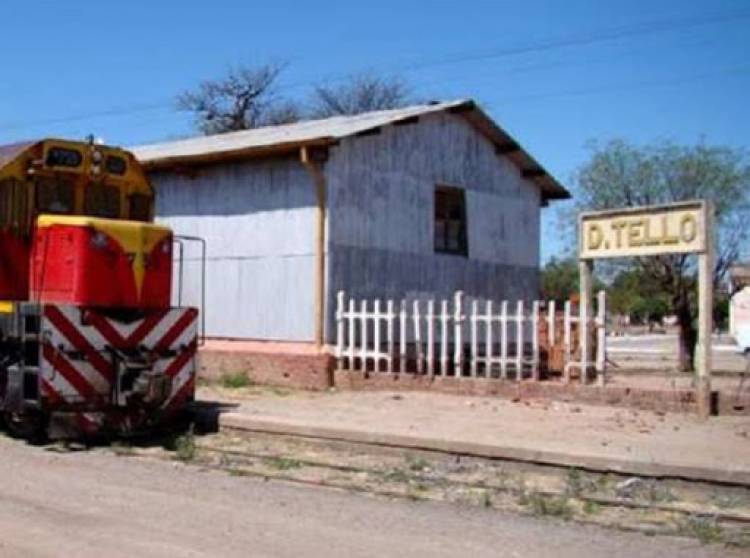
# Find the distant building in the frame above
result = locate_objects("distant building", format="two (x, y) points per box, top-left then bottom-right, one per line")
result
(132, 100), (569, 385)
(729, 264), (750, 346)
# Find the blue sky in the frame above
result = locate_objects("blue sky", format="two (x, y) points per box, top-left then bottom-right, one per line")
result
(1, 0), (748, 261)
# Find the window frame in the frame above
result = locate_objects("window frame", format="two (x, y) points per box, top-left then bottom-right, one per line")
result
(84, 181), (122, 219)
(434, 185), (469, 257)
(34, 175), (76, 216)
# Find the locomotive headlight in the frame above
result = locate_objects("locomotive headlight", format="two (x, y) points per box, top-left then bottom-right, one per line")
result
(90, 230), (108, 250)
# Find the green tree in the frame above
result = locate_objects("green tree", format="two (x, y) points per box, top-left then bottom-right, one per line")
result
(541, 257), (580, 301)
(574, 140), (750, 371)
(608, 268), (668, 323)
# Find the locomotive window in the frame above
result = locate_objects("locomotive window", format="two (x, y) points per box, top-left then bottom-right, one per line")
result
(105, 155), (127, 176)
(85, 183), (121, 218)
(129, 193), (152, 222)
(35, 177), (74, 214)
(45, 147), (82, 169)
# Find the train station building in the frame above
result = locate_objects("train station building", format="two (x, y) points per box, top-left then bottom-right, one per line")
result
(132, 100), (569, 386)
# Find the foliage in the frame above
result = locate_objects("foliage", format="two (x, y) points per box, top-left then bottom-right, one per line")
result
(219, 372), (254, 389)
(541, 257), (604, 301)
(574, 139), (750, 370)
(311, 73), (411, 118)
(264, 456), (303, 471)
(173, 427), (197, 462)
(541, 257), (579, 301)
(177, 63), (301, 134)
(522, 492), (573, 519)
(679, 515), (724, 545)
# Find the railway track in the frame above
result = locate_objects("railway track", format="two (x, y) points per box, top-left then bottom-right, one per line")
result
(154, 430), (750, 548)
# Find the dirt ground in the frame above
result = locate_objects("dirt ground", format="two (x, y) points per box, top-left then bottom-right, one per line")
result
(0, 435), (742, 558)
(198, 386), (750, 483)
(608, 333), (749, 373)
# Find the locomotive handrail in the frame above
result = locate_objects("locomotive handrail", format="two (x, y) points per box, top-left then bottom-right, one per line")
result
(174, 235), (207, 346)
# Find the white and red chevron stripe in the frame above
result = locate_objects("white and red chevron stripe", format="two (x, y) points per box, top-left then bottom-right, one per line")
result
(40, 304), (198, 413)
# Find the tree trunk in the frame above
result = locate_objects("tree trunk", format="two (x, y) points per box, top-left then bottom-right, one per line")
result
(675, 297), (697, 373)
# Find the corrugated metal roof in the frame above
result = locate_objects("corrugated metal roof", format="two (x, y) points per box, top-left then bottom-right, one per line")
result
(132, 99), (569, 200)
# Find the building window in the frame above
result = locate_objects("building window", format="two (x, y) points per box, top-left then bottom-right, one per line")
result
(434, 186), (468, 256)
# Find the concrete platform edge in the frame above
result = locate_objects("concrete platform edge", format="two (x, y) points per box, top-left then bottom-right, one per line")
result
(219, 412), (750, 487)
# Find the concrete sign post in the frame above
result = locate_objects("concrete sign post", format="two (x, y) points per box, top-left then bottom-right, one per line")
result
(579, 200), (714, 418)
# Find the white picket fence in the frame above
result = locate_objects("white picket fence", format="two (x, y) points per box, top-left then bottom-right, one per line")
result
(335, 290), (607, 384)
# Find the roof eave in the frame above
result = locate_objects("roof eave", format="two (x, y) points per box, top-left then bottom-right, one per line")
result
(140, 137), (335, 171)
(454, 101), (570, 202)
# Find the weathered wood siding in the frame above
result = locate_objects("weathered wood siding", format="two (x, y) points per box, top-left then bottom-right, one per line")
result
(151, 157), (317, 341)
(325, 111), (542, 341)
(149, 112), (544, 343)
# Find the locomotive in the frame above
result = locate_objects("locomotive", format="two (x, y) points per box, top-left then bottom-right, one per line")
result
(0, 138), (199, 440)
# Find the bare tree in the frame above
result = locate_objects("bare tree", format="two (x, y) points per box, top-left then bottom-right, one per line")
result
(177, 63), (301, 134)
(311, 73), (411, 118)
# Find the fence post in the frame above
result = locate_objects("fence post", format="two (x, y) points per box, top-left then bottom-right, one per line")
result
(348, 298), (355, 370)
(427, 300), (435, 378)
(548, 300), (556, 347)
(400, 300), (407, 374)
(440, 300), (449, 376)
(500, 301), (508, 379)
(532, 300), (540, 381)
(386, 300), (395, 374)
(596, 290), (607, 386)
(336, 291), (345, 368)
(563, 300), (571, 384)
(486, 300), (494, 378)
(470, 300), (478, 377)
(414, 301), (424, 375)
(453, 291), (464, 378)
(360, 300), (369, 370)
(516, 301), (524, 381)
(374, 300), (381, 372)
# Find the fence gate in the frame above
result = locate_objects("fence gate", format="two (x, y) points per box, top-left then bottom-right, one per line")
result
(335, 291), (607, 384)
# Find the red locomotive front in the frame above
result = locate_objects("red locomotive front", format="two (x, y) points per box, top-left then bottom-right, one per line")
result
(0, 138), (199, 440)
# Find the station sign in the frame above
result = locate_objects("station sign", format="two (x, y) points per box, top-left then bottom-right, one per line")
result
(579, 201), (707, 259)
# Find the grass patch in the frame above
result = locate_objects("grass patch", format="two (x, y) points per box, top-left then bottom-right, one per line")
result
(523, 492), (573, 519)
(565, 468), (602, 497)
(407, 457), (430, 472)
(264, 456), (303, 471)
(645, 483), (676, 504)
(382, 468), (411, 483)
(712, 494), (745, 509)
(678, 515), (724, 545)
(219, 372), (254, 389)
(173, 427), (197, 462)
(582, 500), (601, 515)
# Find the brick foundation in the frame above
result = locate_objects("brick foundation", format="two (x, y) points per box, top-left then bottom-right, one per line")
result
(198, 341), (333, 391)
(194, 339), (747, 415)
(333, 370), (702, 414)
